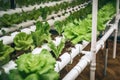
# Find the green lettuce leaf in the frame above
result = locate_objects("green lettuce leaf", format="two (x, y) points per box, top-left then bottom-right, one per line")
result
(48, 39), (65, 58)
(14, 32), (34, 51)
(0, 40), (14, 66)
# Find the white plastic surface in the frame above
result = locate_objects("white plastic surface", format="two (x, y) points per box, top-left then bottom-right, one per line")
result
(2, 60), (17, 74)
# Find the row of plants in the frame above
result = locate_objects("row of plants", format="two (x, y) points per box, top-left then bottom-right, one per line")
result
(16, 0), (88, 8)
(55, 0), (116, 45)
(0, 0), (116, 80)
(0, 21), (65, 80)
(16, 0), (59, 7)
(0, 0), (61, 11)
(0, 0), (10, 11)
(0, 20), (66, 63)
(53, 0), (115, 44)
(55, 0), (112, 26)
(0, 0), (89, 28)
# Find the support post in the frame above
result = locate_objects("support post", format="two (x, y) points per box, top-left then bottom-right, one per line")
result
(90, 0), (98, 80)
(10, 0), (15, 9)
(113, 0), (119, 59)
(104, 40), (108, 76)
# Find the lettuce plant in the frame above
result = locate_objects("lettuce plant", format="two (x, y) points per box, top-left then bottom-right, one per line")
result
(0, 41), (14, 66)
(32, 21), (51, 47)
(48, 39), (65, 58)
(97, 2), (115, 31)
(14, 32), (34, 51)
(54, 21), (64, 35)
(0, 14), (12, 27)
(32, 30), (49, 47)
(15, 49), (59, 80)
(7, 69), (23, 80)
(40, 6), (49, 20)
(63, 1), (115, 44)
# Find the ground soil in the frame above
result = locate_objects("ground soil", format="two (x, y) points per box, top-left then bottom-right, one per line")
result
(60, 39), (120, 80)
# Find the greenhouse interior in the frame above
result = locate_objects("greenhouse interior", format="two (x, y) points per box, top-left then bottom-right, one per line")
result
(0, 0), (120, 80)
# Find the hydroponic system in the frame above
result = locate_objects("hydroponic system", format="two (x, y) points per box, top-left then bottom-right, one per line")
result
(0, 0), (120, 80)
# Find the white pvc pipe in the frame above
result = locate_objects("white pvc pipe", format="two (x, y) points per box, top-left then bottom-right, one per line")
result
(95, 18), (118, 55)
(21, 28), (32, 34)
(0, 36), (13, 44)
(32, 44), (50, 54)
(55, 52), (71, 72)
(2, 60), (17, 74)
(91, 0), (97, 54)
(96, 25), (116, 53)
(0, 20), (36, 36)
(104, 48), (108, 76)
(90, 0), (98, 80)
(113, 25), (117, 59)
(113, 0), (120, 58)
(63, 52), (92, 80)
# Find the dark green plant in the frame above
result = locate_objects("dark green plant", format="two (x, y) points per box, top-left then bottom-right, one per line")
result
(8, 69), (23, 80)
(0, 0), (10, 10)
(0, 40), (14, 66)
(54, 21), (64, 35)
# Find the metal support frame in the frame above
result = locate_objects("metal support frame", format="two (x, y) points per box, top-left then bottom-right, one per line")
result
(104, 40), (108, 76)
(90, 0), (98, 80)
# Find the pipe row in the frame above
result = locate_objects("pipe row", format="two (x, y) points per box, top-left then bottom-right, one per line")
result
(0, 1), (91, 36)
(0, 0), (72, 17)
(63, 52), (92, 80)
(96, 24), (117, 53)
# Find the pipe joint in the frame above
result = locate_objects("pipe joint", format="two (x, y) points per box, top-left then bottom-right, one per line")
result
(115, 29), (118, 33)
(90, 63), (96, 71)
(114, 22), (118, 29)
(74, 65), (82, 74)
(81, 51), (91, 55)
(69, 53), (73, 64)
(91, 49), (96, 54)
(114, 26), (118, 32)
(106, 23), (113, 27)
(100, 40), (105, 49)
(81, 53), (92, 63)
(116, 14), (120, 20)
